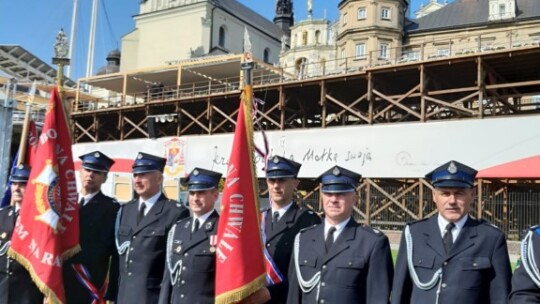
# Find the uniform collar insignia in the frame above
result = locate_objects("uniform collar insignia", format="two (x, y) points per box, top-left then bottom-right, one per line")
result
(205, 221), (213, 230)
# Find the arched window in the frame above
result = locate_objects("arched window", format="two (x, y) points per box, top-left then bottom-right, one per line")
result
(218, 26), (226, 48)
(263, 48), (271, 63)
(302, 31), (308, 46)
(295, 57), (307, 79)
(315, 30), (321, 44)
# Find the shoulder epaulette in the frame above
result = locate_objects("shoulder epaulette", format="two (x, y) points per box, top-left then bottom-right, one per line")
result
(479, 218), (501, 230)
(359, 224), (383, 235)
(299, 207), (318, 216)
(175, 216), (191, 225)
(407, 217), (429, 226)
(299, 224), (318, 233)
(165, 199), (183, 208)
(529, 224), (540, 231)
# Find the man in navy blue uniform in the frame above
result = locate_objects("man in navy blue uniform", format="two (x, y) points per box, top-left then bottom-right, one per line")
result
(287, 165), (393, 304)
(63, 151), (120, 303)
(391, 160), (512, 304)
(158, 167), (222, 304)
(0, 165), (44, 304)
(116, 152), (189, 304)
(246, 156), (320, 304)
(509, 225), (540, 303)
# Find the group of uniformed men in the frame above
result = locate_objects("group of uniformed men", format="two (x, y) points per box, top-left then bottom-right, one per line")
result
(1, 150), (540, 304)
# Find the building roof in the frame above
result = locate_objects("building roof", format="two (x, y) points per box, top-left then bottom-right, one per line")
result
(0, 45), (76, 87)
(407, 0), (540, 33)
(212, 0), (284, 40)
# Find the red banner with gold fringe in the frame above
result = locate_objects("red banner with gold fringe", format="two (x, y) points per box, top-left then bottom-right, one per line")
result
(215, 87), (266, 304)
(8, 87), (80, 304)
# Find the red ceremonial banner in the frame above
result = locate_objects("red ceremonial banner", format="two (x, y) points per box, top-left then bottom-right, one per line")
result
(8, 87), (80, 304)
(215, 87), (266, 304)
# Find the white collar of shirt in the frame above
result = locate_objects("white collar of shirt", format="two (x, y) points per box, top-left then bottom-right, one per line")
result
(14, 204), (20, 213)
(139, 191), (162, 216)
(438, 213), (469, 242)
(193, 209), (215, 231)
(324, 217), (351, 241)
(271, 201), (294, 222)
(80, 191), (99, 206)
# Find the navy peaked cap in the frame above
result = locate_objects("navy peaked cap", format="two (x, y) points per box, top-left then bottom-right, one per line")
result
(183, 167), (222, 191)
(318, 165), (362, 193)
(132, 152), (166, 173)
(79, 151), (115, 172)
(425, 160), (477, 188)
(266, 156), (302, 179)
(10, 164), (31, 183)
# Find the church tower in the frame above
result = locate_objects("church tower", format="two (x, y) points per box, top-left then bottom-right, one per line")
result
(274, 0), (294, 35)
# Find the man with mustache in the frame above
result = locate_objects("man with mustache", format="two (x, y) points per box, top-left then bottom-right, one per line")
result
(392, 160), (512, 304)
(0, 164), (44, 304)
(245, 156), (320, 304)
(287, 165), (393, 303)
(63, 151), (119, 303)
(116, 152), (189, 304)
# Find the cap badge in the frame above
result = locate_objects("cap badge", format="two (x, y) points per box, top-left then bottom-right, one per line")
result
(193, 169), (199, 176)
(94, 152), (100, 158)
(272, 156), (279, 164)
(17, 164), (24, 169)
(448, 162), (458, 174)
(137, 153), (143, 159)
(332, 167), (341, 176)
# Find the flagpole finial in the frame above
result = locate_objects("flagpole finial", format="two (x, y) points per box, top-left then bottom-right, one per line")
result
(53, 28), (71, 91)
(52, 28), (74, 141)
(241, 28), (254, 86)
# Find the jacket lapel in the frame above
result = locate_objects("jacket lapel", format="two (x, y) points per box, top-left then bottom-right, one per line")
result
(132, 194), (167, 234)
(446, 217), (477, 260)
(80, 191), (105, 218)
(424, 216), (446, 258)
(323, 219), (356, 263)
(266, 203), (299, 242)
(121, 200), (139, 232)
(182, 210), (219, 252)
(309, 224), (326, 259)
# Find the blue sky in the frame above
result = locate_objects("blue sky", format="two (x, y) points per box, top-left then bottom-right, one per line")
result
(0, 0), (431, 81)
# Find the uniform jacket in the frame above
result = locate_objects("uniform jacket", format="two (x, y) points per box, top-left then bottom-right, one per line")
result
(263, 203), (320, 304)
(287, 219), (393, 304)
(63, 191), (120, 303)
(0, 206), (44, 304)
(391, 215), (512, 304)
(509, 225), (540, 303)
(158, 210), (219, 304)
(116, 194), (190, 304)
